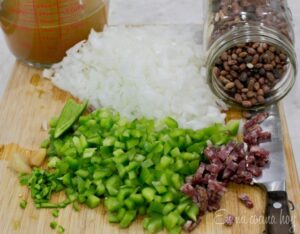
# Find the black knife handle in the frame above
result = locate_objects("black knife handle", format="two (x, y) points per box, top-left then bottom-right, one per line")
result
(265, 191), (294, 234)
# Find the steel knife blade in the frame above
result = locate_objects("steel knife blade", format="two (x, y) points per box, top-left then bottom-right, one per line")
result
(253, 104), (294, 234)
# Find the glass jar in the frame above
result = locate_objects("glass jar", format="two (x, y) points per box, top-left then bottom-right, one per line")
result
(0, 0), (107, 68)
(204, 0), (297, 110)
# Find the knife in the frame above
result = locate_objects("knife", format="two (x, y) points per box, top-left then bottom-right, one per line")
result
(253, 104), (294, 234)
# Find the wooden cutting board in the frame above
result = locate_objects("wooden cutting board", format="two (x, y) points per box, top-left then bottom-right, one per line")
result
(0, 62), (299, 234)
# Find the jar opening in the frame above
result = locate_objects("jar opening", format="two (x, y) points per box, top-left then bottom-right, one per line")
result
(207, 25), (297, 110)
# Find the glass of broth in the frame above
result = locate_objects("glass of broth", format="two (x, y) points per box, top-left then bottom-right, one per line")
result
(0, 0), (107, 68)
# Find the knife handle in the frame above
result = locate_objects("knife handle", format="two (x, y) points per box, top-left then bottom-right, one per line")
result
(265, 191), (294, 234)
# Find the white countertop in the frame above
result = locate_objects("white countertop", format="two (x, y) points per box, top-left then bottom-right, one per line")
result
(0, 0), (299, 179)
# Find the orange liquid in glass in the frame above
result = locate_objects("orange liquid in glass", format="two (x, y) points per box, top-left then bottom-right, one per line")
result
(0, 0), (107, 66)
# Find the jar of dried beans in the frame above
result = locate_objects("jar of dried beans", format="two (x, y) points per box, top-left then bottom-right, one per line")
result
(204, 0), (297, 109)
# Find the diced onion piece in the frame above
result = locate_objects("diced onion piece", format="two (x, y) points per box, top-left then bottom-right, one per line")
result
(9, 153), (32, 174)
(41, 121), (48, 131)
(30, 149), (47, 166)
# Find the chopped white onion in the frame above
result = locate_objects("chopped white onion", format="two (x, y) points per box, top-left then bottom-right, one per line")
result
(44, 25), (225, 129)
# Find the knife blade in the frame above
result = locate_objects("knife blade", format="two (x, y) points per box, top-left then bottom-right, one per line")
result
(253, 104), (294, 234)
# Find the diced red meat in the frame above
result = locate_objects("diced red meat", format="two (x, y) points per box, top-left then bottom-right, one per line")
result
(207, 180), (227, 211)
(217, 142), (236, 161)
(192, 163), (206, 184)
(247, 164), (262, 177)
(244, 112), (269, 130)
(226, 153), (239, 163)
(196, 186), (208, 215)
(239, 193), (254, 208)
(258, 131), (272, 143)
(181, 184), (208, 214)
(207, 180), (226, 194)
(224, 214), (235, 226)
(181, 183), (197, 199)
(256, 159), (269, 167)
(237, 170), (253, 184)
(243, 127), (261, 145)
(245, 154), (256, 164)
(204, 146), (217, 160)
(237, 160), (246, 174)
(250, 145), (270, 158)
(222, 168), (232, 179)
(230, 174), (243, 184)
(235, 142), (246, 157)
(182, 112), (270, 230)
(226, 161), (239, 172)
(206, 163), (222, 175)
(245, 124), (263, 135)
(210, 157), (224, 169)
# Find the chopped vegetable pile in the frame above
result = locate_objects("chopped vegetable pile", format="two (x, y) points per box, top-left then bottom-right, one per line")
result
(19, 100), (239, 233)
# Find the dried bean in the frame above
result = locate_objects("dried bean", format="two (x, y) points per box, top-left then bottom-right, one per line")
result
(213, 40), (288, 108)
(257, 89), (264, 96)
(255, 63), (263, 69)
(247, 91), (255, 98)
(264, 64), (273, 70)
(245, 56), (253, 63)
(239, 72), (248, 82)
(257, 95), (265, 103)
(230, 70), (238, 78)
(247, 47), (256, 55)
(257, 46), (264, 54)
(235, 93), (243, 103)
(254, 82), (260, 91)
(258, 78), (265, 85)
(248, 79), (256, 91)
(247, 63), (254, 69)
(232, 53), (238, 60)
(242, 100), (252, 107)
(242, 111), (252, 119)
(225, 82), (235, 89)
(234, 79), (244, 90)
(220, 70), (228, 76)
(213, 67), (220, 76)
(240, 64), (246, 70)
(239, 52), (248, 58)
(221, 52), (228, 61)
(262, 85), (271, 94)
(259, 68), (265, 76)
(266, 72), (275, 81)
(250, 98), (258, 105)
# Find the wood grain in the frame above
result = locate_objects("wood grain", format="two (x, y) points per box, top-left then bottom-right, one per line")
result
(0, 62), (299, 234)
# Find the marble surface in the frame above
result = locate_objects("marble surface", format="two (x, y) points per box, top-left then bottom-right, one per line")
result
(0, 0), (299, 178)
(109, 0), (203, 25)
